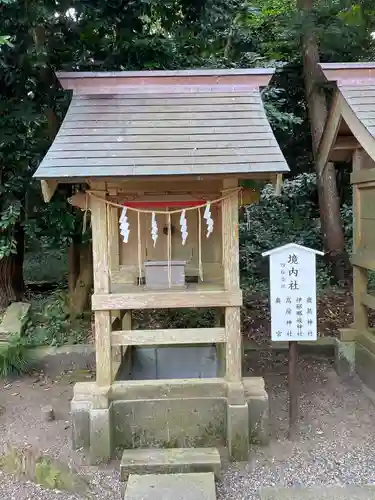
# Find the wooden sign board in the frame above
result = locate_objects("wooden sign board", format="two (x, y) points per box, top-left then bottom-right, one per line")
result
(262, 243), (324, 342)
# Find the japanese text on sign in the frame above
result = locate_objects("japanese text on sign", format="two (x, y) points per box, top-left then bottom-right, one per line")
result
(263, 244), (322, 342)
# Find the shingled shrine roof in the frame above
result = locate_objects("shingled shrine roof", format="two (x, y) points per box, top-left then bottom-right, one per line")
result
(317, 63), (375, 165)
(34, 68), (289, 180)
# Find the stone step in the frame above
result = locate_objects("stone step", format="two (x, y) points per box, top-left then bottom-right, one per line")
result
(120, 447), (221, 481)
(124, 473), (216, 500)
(260, 485), (375, 500)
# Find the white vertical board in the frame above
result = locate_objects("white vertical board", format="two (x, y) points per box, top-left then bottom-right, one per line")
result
(262, 244), (323, 342)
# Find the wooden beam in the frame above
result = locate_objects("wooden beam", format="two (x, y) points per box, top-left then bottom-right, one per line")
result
(351, 167), (375, 185)
(41, 180), (58, 202)
(351, 249), (375, 271)
(315, 91), (342, 174)
(111, 327), (225, 346)
(361, 293), (375, 311)
(225, 307), (242, 382)
(107, 204), (120, 272)
(333, 136), (359, 150)
(110, 378), (228, 401)
(92, 290), (243, 310)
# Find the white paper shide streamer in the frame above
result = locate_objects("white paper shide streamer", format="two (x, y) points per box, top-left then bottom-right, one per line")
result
(151, 211), (158, 247)
(119, 207), (130, 243)
(180, 209), (188, 245)
(203, 202), (214, 238)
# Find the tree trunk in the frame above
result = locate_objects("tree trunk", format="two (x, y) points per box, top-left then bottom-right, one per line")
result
(298, 0), (351, 284)
(69, 242), (93, 317)
(0, 223), (26, 308)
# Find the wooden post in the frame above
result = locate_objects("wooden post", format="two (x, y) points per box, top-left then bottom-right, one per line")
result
(91, 186), (112, 387)
(288, 341), (298, 440)
(352, 149), (368, 333)
(107, 204), (120, 272)
(222, 178), (242, 382)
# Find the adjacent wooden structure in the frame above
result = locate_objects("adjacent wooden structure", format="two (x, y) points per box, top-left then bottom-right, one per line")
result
(35, 68), (289, 461)
(317, 63), (375, 345)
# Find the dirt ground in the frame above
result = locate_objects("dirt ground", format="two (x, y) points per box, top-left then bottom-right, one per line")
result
(1, 353), (375, 499)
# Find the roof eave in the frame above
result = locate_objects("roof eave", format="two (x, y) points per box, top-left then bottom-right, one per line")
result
(56, 68), (276, 94)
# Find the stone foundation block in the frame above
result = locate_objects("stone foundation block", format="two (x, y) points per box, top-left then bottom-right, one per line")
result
(227, 403), (249, 461)
(89, 407), (112, 464)
(124, 473), (216, 500)
(335, 339), (355, 376)
(71, 399), (91, 450)
(243, 377), (269, 444)
(356, 342), (375, 392)
(120, 447), (221, 481)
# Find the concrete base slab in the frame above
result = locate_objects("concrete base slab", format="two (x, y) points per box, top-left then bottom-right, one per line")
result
(260, 485), (375, 500)
(124, 473), (216, 500)
(120, 447), (221, 481)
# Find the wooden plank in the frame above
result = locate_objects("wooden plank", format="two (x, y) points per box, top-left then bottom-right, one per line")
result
(111, 327), (225, 346)
(68, 103), (262, 114)
(333, 136), (359, 150)
(361, 292), (375, 311)
(359, 187), (375, 219)
(61, 118), (268, 130)
(92, 290), (243, 310)
(351, 249), (375, 271)
(66, 111), (264, 121)
(54, 132), (275, 144)
(41, 180), (58, 202)
(57, 125), (269, 136)
(47, 147), (281, 160)
(352, 150), (369, 335)
(72, 96), (260, 107)
(42, 155), (283, 167)
(351, 168), (375, 185)
(360, 218), (375, 249)
(225, 307), (242, 382)
(50, 139), (275, 152)
(36, 162), (289, 179)
(110, 378), (227, 400)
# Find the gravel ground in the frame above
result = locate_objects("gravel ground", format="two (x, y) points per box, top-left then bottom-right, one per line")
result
(1, 356), (375, 499)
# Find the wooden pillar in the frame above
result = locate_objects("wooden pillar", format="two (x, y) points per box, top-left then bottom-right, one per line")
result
(107, 204), (120, 272)
(91, 186), (112, 387)
(222, 178), (242, 381)
(352, 149), (368, 333)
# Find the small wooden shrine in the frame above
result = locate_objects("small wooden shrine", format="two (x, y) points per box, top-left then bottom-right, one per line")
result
(317, 62), (375, 386)
(35, 68), (289, 463)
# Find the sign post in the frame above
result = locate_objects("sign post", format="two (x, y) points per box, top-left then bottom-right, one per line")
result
(262, 243), (324, 440)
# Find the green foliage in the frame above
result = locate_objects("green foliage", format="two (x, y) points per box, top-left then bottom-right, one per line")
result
(239, 173), (341, 293)
(0, 335), (29, 377)
(26, 290), (89, 347)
